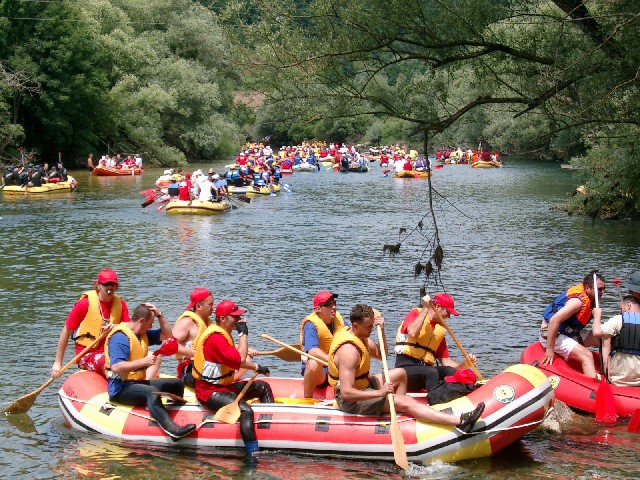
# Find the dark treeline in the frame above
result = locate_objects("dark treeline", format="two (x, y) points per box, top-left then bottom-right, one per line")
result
(1, 0), (639, 218)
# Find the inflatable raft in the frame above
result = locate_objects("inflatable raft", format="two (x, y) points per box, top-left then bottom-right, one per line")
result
(228, 184), (281, 196)
(165, 199), (232, 215)
(2, 176), (77, 194)
(521, 342), (640, 417)
(394, 170), (431, 179)
(58, 364), (552, 464)
(292, 163), (317, 172)
(471, 161), (503, 169)
(92, 166), (143, 176)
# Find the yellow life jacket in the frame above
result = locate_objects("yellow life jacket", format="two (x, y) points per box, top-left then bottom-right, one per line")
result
(75, 290), (123, 347)
(104, 324), (149, 381)
(192, 324), (235, 385)
(174, 310), (211, 359)
(394, 308), (446, 365)
(327, 327), (371, 389)
(299, 311), (345, 354)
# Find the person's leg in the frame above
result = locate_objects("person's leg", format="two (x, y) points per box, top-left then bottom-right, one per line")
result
(303, 360), (327, 398)
(428, 366), (456, 390)
(205, 390), (258, 452)
(567, 343), (598, 380)
(392, 394), (485, 432)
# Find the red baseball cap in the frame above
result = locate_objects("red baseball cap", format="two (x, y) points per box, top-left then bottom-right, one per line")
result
(313, 291), (338, 308)
(185, 172), (191, 178)
(444, 369), (476, 385)
(94, 269), (118, 285)
(433, 293), (459, 316)
(186, 288), (212, 310)
(216, 299), (246, 317)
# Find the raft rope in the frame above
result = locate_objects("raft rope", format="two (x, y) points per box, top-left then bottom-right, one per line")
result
(59, 392), (550, 435)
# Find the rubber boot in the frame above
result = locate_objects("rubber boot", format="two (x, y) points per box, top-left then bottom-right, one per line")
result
(151, 399), (196, 441)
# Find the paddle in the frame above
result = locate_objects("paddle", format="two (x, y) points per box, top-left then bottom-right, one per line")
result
(3, 329), (109, 414)
(214, 371), (259, 424)
(612, 278), (623, 302)
(376, 324), (409, 471)
(259, 334), (327, 365)
(428, 300), (484, 381)
(628, 409), (640, 432)
(254, 343), (304, 362)
(594, 274), (617, 424)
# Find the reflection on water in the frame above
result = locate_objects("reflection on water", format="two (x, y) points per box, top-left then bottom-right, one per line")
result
(1, 159), (640, 478)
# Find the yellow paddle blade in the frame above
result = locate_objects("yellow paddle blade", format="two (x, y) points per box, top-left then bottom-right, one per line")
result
(213, 402), (241, 424)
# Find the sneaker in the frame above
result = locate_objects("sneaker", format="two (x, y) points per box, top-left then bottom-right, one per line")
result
(458, 402), (485, 433)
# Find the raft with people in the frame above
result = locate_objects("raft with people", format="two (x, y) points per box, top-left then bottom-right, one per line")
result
(92, 165), (144, 176)
(165, 199), (232, 215)
(471, 160), (503, 169)
(58, 364), (552, 464)
(394, 170), (431, 179)
(2, 176), (77, 194)
(521, 342), (640, 417)
(228, 184), (281, 196)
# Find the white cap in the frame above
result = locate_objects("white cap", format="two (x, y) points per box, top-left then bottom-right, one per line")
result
(213, 174), (220, 179)
(163, 169), (171, 175)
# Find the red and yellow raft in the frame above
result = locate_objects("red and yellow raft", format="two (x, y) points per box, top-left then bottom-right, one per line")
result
(92, 165), (143, 176)
(58, 364), (553, 464)
(521, 342), (640, 417)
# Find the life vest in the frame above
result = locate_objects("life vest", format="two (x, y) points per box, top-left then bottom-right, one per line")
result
(230, 169), (241, 180)
(192, 324), (235, 385)
(299, 312), (345, 355)
(75, 290), (123, 347)
(252, 171), (264, 186)
(104, 324), (149, 381)
(611, 312), (640, 356)
(543, 284), (592, 339)
(394, 308), (446, 365)
(327, 327), (371, 389)
(273, 166), (281, 179)
(175, 310), (211, 359)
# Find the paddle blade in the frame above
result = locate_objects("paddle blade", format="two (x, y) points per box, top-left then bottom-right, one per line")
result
(3, 392), (37, 414)
(214, 402), (241, 424)
(595, 377), (617, 423)
(628, 409), (640, 432)
(237, 195), (251, 203)
(390, 415), (409, 471)
(274, 344), (303, 362)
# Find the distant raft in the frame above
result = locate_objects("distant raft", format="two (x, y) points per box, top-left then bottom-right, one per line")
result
(92, 165), (143, 176)
(393, 170), (431, 179)
(228, 184), (281, 196)
(2, 176), (77, 194)
(165, 199), (232, 215)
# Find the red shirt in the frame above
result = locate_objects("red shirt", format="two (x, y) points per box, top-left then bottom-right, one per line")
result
(195, 333), (242, 402)
(400, 309), (449, 360)
(65, 296), (130, 354)
(178, 179), (192, 200)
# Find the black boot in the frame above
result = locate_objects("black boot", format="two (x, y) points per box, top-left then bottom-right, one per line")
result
(150, 399), (196, 441)
(458, 402), (485, 433)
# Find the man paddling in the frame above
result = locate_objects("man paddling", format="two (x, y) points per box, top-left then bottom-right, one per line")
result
(300, 291), (349, 398)
(104, 303), (196, 440)
(394, 294), (478, 396)
(51, 269), (130, 378)
(328, 304), (484, 432)
(193, 300), (273, 458)
(172, 288), (215, 388)
(540, 272), (604, 380)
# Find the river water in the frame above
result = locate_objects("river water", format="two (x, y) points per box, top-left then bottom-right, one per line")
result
(1, 159), (639, 479)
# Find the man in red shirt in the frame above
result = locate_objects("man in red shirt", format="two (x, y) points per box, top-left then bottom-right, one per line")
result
(178, 172), (193, 201)
(193, 300), (273, 457)
(51, 269), (130, 378)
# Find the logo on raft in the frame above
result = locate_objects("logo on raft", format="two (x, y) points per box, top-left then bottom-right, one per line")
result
(547, 375), (560, 390)
(493, 385), (516, 404)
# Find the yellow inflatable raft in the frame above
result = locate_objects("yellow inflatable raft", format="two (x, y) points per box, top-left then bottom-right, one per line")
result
(393, 170), (431, 179)
(165, 199), (232, 215)
(2, 176), (77, 194)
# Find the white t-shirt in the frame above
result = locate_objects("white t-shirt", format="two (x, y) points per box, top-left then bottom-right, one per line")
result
(198, 179), (214, 201)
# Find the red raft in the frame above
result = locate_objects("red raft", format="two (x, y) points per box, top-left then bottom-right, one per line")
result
(58, 364), (552, 464)
(521, 342), (640, 417)
(92, 165), (144, 176)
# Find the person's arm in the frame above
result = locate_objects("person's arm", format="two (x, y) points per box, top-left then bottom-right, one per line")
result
(145, 303), (172, 340)
(541, 297), (583, 365)
(109, 333), (156, 374)
(368, 312), (385, 361)
(591, 307), (604, 337)
(303, 322), (328, 361)
(51, 326), (74, 378)
(172, 316), (196, 358)
(335, 343), (393, 402)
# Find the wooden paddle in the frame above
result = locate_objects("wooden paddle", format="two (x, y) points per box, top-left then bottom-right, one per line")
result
(254, 343), (304, 362)
(376, 324), (409, 471)
(428, 300), (484, 381)
(594, 274), (617, 423)
(214, 371), (259, 424)
(259, 334), (327, 366)
(3, 329), (109, 414)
